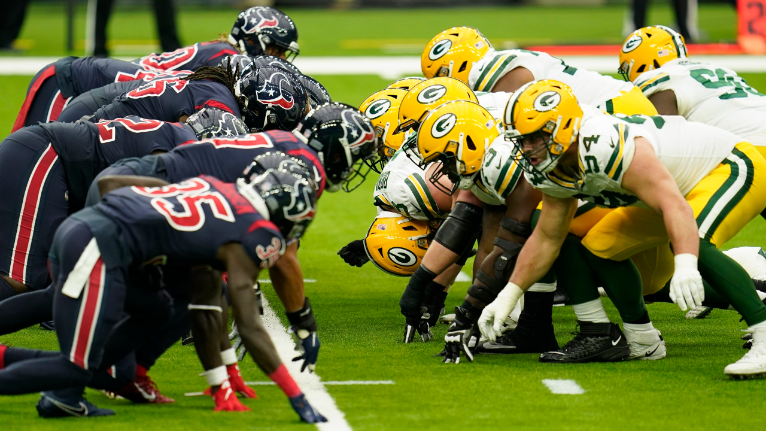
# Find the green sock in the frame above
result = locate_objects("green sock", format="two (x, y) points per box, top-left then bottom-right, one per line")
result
(645, 280), (731, 309)
(698, 240), (766, 326)
(581, 244), (648, 323)
(552, 234), (600, 305)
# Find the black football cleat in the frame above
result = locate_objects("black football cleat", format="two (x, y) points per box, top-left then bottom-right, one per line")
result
(36, 391), (114, 418)
(476, 323), (558, 354)
(539, 321), (629, 363)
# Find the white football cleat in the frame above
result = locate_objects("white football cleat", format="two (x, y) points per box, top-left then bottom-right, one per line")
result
(623, 326), (666, 360)
(724, 324), (766, 379)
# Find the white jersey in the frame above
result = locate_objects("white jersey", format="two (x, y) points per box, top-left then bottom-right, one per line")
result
(469, 49), (634, 109)
(527, 106), (740, 207)
(723, 247), (766, 280)
(469, 136), (525, 206)
(634, 59), (766, 146)
(373, 146), (447, 221)
(477, 91), (512, 121)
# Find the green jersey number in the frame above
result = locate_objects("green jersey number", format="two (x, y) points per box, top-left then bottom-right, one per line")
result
(621, 114), (666, 129)
(690, 68), (764, 100)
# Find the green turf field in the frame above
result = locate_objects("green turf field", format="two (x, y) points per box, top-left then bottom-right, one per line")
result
(0, 3), (765, 430)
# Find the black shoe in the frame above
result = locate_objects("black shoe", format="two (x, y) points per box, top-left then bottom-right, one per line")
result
(181, 331), (194, 346)
(36, 392), (114, 418)
(539, 321), (629, 363)
(552, 289), (570, 306)
(476, 324), (558, 354)
(39, 320), (55, 331)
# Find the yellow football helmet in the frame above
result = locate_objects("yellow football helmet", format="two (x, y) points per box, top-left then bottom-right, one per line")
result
(421, 27), (492, 85)
(387, 77), (427, 92)
(394, 77), (477, 136)
(503, 79), (582, 174)
(363, 212), (437, 277)
(619, 25), (688, 82)
(416, 100), (499, 194)
(359, 88), (408, 170)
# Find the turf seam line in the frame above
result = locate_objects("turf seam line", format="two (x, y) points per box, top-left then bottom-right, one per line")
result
(261, 294), (354, 431)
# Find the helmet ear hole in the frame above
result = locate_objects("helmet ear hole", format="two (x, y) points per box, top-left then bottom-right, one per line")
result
(637, 64), (646, 73)
(458, 61), (468, 73)
(466, 135), (476, 151)
(402, 226), (418, 231)
(564, 118), (572, 129)
(653, 59), (661, 69)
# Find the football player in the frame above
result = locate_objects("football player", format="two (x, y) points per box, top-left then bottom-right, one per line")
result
(618, 25), (765, 157)
(133, 6), (298, 72)
(12, 57), (191, 132)
(421, 27), (657, 116)
(0, 169), (325, 421)
(480, 80), (765, 378)
(0, 108), (244, 301)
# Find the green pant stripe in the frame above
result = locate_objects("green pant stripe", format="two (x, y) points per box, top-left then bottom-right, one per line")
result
(574, 202), (598, 218)
(605, 99), (614, 114)
(411, 174), (442, 217)
(404, 177), (437, 220)
(696, 148), (754, 240)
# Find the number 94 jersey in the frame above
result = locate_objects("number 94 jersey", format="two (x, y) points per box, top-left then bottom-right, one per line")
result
(634, 59), (766, 145)
(527, 106), (740, 208)
(97, 175), (285, 270)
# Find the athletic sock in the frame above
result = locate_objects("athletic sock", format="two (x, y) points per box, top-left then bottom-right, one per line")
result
(623, 322), (655, 332)
(644, 280), (731, 309)
(698, 240), (766, 326)
(552, 234), (601, 305)
(0, 286), (54, 335)
(581, 245), (648, 323)
(572, 298), (610, 323)
(268, 364), (301, 398)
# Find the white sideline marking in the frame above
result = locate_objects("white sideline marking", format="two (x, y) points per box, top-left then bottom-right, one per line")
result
(455, 271), (471, 282)
(542, 379), (585, 395)
(0, 55), (763, 77)
(261, 295), (353, 431)
(245, 380), (395, 386)
(258, 278), (316, 283)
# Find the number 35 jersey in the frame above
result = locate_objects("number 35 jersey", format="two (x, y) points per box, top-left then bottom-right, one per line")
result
(97, 175), (285, 269)
(634, 59), (766, 145)
(528, 106), (741, 208)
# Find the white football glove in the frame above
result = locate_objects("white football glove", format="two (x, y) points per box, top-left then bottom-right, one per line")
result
(669, 253), (704, 311)
(478, 282), (524, 342)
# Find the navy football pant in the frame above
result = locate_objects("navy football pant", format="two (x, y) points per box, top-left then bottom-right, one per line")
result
(12, 64), (72, 132)
(0, 127), (69, 292)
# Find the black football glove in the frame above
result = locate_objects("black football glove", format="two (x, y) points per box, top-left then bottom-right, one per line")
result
(337, 239), (369, 267)
(287, 298), (320, 373)
(403, 306), (433, 343)
(440, 306), (480, 364)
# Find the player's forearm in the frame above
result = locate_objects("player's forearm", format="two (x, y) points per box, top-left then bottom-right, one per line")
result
(509, 232), (561, 291)
(269, 243), (305, 313)
(98, 175), (169, 197)
(662, 200), (700, 256)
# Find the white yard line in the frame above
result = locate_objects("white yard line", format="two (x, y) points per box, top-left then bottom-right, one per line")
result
(258, 279), (316, 283)
(244, 380), (395, 386)
(0, 55), (763, 76)
(260, 295), (353, 431)
(542, 379), (585, 395)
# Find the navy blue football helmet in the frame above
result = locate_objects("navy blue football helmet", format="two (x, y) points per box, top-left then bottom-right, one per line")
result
(249, 55), (302, 76)
(237, 168), (317, 240)
(219, 54), (255, 79)
(297, 75), (332, 109)
(228, 7), (299, 61)
(185, 107), (249, 139)
(235, 66), (309, 132)
(293, 103), (378, 192)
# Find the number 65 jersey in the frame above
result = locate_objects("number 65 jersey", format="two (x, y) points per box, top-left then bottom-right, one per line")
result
(528, 106), (741, 207)
(634, 58), (766, 146)
(96, 175), (285, 269)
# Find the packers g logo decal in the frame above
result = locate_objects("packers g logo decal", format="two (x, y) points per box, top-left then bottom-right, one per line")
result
(533, 91), (561, 112)
(388, 247), (417, 267)
(431, 113), (456, 138)
(622, 35), (643, 53)
(428, 39), (452, 60)
(365, 99), (391, 120)
(417, 85), (447, 104)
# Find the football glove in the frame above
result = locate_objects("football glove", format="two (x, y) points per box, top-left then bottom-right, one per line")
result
(478, 282), (524, 342)
(337, 239), (369, 267)
(669, 254), (704, 311)
(290, 328), (320, 373)
(441, 306), (480, 364)
(289, 394), (327, 423)
(211, 380), (250, 412)
(403, 306), (433, 343)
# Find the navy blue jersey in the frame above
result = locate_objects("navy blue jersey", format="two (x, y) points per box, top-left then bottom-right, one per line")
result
(40, 118), (196, 205)
(97, 175), (285, 269)
(91, 79), (240, 124)
(161, 130), (327, 196)
(134, 42), (240, 71)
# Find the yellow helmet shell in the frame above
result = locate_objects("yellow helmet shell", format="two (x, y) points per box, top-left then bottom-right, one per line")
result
(364, 213), (434, 276)
(359, 88), (408, 158)
(387, 77), (427, 92)
(396, 77), (478, 135)
(421, 27), (492, 84)
(503, 79), (583, 158)
(619, 25), (688, 82)
(417, 99), (499, 178)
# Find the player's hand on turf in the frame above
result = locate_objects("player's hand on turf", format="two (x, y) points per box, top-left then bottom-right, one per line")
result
(291, 328), (320, 373)
(478, 283), (524, 341)
(289, 394), (327, 423)
(669, 254), (704, 311)
(227, 364), (257, 399)
(403, 306), (433, 343)
(211, 380), (250, 412)
(441, 306), (478, 363)
(337, 240), (369, 267)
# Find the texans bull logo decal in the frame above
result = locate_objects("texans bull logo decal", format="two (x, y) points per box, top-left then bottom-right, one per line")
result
(283, 181), (316, 222)
(256, 72), (295, 110)
(242, 9), (279, 34)
(340, 109), (375, 149)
